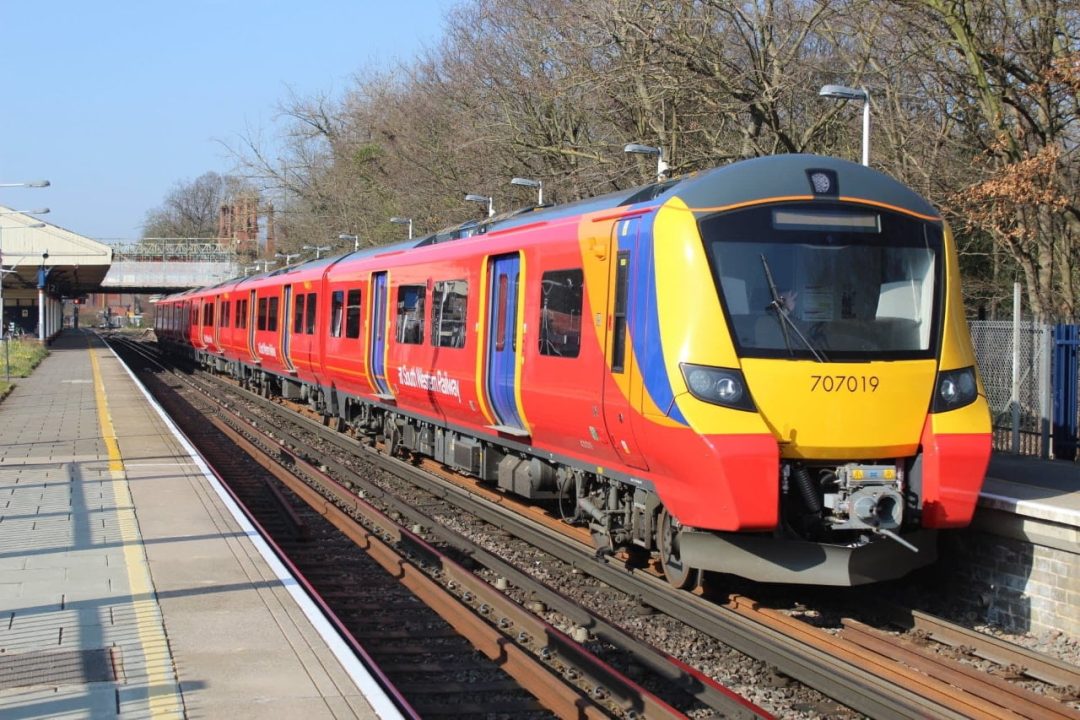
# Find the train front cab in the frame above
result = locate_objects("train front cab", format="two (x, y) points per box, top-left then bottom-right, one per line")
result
(623, 165), (991, 585)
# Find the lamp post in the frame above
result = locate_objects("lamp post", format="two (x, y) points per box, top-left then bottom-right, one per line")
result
(274, 251), (301, 266)
(339, 233), (359, 251)
(303, 244), (331, 259)
(819, 84), (870, 166)
(38, 251), (49, 343)
(624, 143), (669, 182)
(389, 216), (413, 239)
(510, 177), (543, 205)
(465, 194), (494, 218)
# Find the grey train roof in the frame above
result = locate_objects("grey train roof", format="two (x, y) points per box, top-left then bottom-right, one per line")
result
(485, 153), (940, 236)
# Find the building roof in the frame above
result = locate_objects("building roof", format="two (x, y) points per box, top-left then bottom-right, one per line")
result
(0, 207), (112, 296)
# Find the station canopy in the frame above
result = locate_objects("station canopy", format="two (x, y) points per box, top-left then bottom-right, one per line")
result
(0, 207), (112, 297)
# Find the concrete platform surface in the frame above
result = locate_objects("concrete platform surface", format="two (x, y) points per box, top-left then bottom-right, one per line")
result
(0, 330), (397, 719)
(984, 454), (1080, 528)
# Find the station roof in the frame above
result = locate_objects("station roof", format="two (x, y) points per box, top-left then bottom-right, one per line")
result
(0, 207), (112, 297)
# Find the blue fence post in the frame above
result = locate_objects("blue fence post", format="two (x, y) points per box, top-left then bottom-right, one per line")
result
(1052, 324), (1079, 461)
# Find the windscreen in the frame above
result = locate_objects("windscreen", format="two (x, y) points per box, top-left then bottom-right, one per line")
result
(701, 203), (943, 360)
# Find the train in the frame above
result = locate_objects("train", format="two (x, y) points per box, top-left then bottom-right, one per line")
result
(155, 154), (992, 587)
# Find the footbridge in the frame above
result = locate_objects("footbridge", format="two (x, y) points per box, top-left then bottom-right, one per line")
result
(102, 242), (243, 293)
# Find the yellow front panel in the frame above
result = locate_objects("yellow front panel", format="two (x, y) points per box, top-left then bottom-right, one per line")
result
(741, 358), (937, 459)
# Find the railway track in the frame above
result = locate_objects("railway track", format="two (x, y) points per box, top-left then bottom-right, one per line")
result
(109, 334), (768, 719)
(110, 333), (1080, 719)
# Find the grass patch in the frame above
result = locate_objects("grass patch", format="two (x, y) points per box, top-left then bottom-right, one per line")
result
(0, 339), (49, 398)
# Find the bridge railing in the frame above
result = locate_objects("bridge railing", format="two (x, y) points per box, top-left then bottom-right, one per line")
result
(111, 241), (238, 263)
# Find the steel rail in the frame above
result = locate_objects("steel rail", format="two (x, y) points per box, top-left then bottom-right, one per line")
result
(840, 618), (1080, 720)
(887, 608), (1080, 690)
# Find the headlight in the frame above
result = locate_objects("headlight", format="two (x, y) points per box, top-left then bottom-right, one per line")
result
(680, 363), (756, 411)
(932, 366), (979, 412)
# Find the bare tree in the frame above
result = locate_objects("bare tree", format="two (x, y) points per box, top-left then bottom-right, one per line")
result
(142, 172), (240, 240)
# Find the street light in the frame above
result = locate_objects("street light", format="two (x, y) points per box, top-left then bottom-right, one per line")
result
(624, 143), (669, 182)
(389, 216), (413, 240)
(0, 208), (50, 216)
(303, 244), (331, 259)
(819, 84), (870, 166)
(274, 251), (301, 265)
(0, 180), (49, 189)
(510, 177), (543, 205)
(339, 233), (359, 251)
(465, 194), (494, 218)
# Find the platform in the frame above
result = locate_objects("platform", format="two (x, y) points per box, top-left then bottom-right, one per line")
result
(979, 455), (1080, 551)
(0, 330), (400, 719)
(956, 453), (1080, 637)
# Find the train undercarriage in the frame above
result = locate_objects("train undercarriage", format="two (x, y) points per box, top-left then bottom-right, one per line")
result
(192, 348), (936, 587)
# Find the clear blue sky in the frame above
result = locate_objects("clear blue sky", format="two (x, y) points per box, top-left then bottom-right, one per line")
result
(1, 1), (453, 241)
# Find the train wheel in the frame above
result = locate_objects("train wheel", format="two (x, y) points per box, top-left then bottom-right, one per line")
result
(656, 507), (695, 589)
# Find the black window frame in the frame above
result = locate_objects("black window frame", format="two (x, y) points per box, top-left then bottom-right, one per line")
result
(345, 289), (362, 339)
(431, 279), (468, 349)
(538, 268), (584, 359)
(395, 285), (426, 345)
(305, 292), (317, 334)
(268, 296), (279, 332)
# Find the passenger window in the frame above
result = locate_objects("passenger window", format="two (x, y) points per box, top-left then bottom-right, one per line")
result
(294, 294), (305, 334)
(495, 274), (508, 351)
(257, 298), (267, 331)
(330, 291), (344, 338)
(305, 293), (317, 334)
(221, 301), (230, 328)
(431, 280), (468, 349)
(268, 297), (279, 332)
(345, 289), (362, 339)
(395, 285), (426, 344)
(539, 268), (584, 358)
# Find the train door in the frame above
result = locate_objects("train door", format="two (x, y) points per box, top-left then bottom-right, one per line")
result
(485, 253), (527, 435)
(369, 272), (392, 397)
(603, 218), (649, 470)
(212, 295), (222, 348)
(246, 290), (257, 361)
(281, 285), (297, 372)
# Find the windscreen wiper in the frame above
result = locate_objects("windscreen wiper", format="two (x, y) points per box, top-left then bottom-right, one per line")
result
(759, 254), (827, 363)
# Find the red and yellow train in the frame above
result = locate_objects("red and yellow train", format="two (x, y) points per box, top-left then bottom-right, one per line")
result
(156, 154), (992, 586)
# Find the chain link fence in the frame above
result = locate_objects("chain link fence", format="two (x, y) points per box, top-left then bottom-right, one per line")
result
(969, 320), (1054, 457)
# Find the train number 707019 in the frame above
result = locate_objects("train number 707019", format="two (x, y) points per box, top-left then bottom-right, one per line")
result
(810, 374), (880, 392)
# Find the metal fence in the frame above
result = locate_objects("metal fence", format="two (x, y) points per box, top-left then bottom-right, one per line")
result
(969, 320), (1056, 457)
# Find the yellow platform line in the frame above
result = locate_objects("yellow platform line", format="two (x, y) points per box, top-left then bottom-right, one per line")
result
(89, 342), (185, 718)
